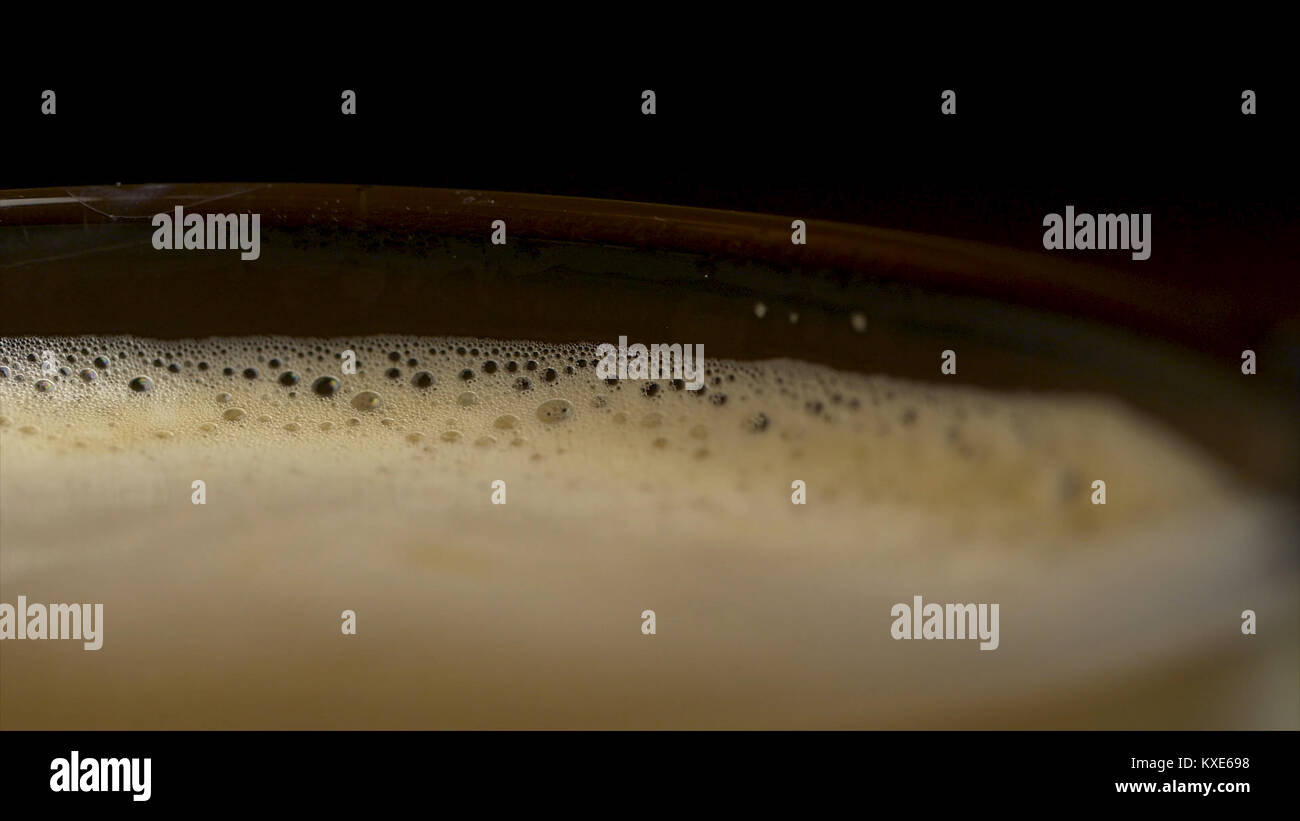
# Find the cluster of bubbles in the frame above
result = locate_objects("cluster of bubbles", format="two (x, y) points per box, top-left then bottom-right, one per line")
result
(1, 334), (1225, 527)
(0, 334), (1020, 476)
(0, 335), (835, 447)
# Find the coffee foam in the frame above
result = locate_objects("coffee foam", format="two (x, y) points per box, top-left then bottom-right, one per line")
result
(1, 335), (1295, 728)
(0, 334), (1239, 531)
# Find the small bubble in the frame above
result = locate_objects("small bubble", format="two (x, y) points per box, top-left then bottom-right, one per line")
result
(199, 423), (216, 432)
(216, 392), (232, 403)
(243, 368), (259, 380)
(851, 311), (868, 332)
(93, 356), (110, 368)
(129, 376), (153, 393)
(475, 435), (497, 447)
(407, 432), (424, 443)
(154, 430), (174, 439)
(457, 391), (479, 407)
(513, 377), (532, 391)
(347, 417), (362, 427)
(350, 391), (383, 412)
(482, 360), (498, 374)
(459, 369), (475, 381)
(745, 412), (770, 433)
(279, 371), (300, 386)
(222, 408), (246, 421)
(80, 369), (97, 382)
(284, 422), (300, 432)
(386, 368), (402, 379)
(411, 371), (435, 388)
(312, 376), (340, 397)
(494, 414), (519, 429)
(441, 430), (463, 442)
(754, 302), (767, 318)
(536, 399), (574, 424)
(35, 379), (54, 393)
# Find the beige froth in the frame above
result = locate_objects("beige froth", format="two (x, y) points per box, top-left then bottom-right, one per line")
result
(0, 336), (1295, 728)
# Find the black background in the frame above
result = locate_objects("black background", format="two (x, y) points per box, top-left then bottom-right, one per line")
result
(1, 68), (1294, 300)
(1, 730), (1289, 810)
